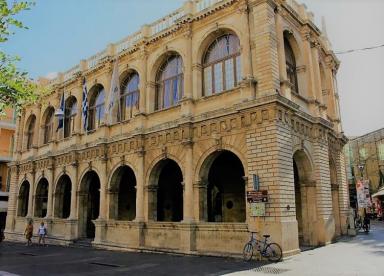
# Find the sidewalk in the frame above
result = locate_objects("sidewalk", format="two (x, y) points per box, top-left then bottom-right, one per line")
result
(226, 221), (384, 276)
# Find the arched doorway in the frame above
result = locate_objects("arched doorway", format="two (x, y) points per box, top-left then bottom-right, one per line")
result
(293, 150), (317, 247)
(148, 159), (183, 222)
(54, 175), (72, 219)
(330, 159), (341, 237)
(17, 181), (30, 217)
(79, 171), (100, 239)
(34, 178), (49, 218)
(109, 166), (136, 220)
(201, 150), (245, 222)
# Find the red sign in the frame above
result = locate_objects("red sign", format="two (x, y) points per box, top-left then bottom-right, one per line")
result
(247, 190), (268, 203)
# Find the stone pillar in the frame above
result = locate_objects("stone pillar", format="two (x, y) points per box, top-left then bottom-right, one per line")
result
(331, 184), (341, 237)
(312, 131), (334, 245)
(135, 148), (145, 222)
(45, 166), (55, 218)
(310, 42), (327, 119)
(181, 26), (194, 117)
(275, 9), (291, 100)
(139, 48), (148, 115)
(94, 158), (108, 244)
(5, 166), (19, 232)
(33, 105), (41, 149)
(334, 148), (350, 235)
(250, 1), (280, 97)
(193, 180), (207, 222)
(69, 163), (79, 220)
(27, 173), (35, 218)
(239, 3), (256, 101)
(245, 109), (299, 256)
(302, 31), (320, 117)
(15, 111), (25, 157)
(183, 141), (194, 222)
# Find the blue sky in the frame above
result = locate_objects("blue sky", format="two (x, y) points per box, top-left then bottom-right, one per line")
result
(3, 0), (384, 136)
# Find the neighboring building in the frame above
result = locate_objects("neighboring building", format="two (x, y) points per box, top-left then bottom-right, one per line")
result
(5, 0), (349, 257)
(0, 107), (16, 230)
(344, 128), (384, 209)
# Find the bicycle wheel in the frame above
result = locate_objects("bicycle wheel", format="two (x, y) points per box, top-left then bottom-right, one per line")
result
(265, 243), (282, 262)
(243, 242), (254, 261)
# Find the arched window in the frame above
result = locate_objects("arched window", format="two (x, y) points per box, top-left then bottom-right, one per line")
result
(203, 34), (241, 96)
(88, 85), (105, 130)
(284, 38), (299, 94)
(25, 115), (36, 150)
(43, 107), (55, 144)
(155, 54), (183, 110)
(17, 181), (30, 217)
(64, 97), (77, 138)
(120, 73), (139, 121)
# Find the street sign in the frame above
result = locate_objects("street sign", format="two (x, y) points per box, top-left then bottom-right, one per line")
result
(247, 190), (268, 203)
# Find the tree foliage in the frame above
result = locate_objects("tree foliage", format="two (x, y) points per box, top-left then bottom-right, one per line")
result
(0, 0), (43, 115)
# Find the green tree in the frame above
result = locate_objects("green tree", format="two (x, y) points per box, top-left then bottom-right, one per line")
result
(0, 0), (42, 115)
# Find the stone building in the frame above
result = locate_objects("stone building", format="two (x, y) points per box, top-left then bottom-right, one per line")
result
(344, 128), (384, 208)
(5, 0), (349, 256)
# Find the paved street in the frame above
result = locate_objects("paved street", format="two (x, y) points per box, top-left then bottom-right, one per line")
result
(1, 222), (384, 276)
(0, 242), (261, 276)
(227, 221), (384, 276)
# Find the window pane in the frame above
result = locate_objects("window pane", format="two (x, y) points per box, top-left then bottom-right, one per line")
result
(236, 56), (242, 84)
(214, 63), (223, 93)
(172, 78), (179, 104)
(204, 67), (212, 96)
(225, 59), (234, 90)
(163, 80), (171, 108)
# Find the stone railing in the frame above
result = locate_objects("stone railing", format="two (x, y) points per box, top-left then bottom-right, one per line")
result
(63, 65), (80, 82)
(45, 0), (231, 86)
(87, 49), (108, 70)
(149, 8), (186, 36)
(116, 31), (143, 54)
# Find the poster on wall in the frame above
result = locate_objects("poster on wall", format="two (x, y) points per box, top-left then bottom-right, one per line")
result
(356, 180), (366, 208)
(356, 180), (371, 208)
(250, 202), (266, 217)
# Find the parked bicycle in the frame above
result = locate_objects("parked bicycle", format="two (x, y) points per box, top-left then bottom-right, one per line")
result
(243, 232), (282, 262)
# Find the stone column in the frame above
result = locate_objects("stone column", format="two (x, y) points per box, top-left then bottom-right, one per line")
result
(135, 147), (145, 222)
(250, 1), (280, 97)
(15, 111), (25, 156)
(181, 26), (194, 117)
(182, 141), (194, 222)
(310, 42), (326, 118)
(193, 180), (207, 222)
(139, 48), (148, 115)
(5, 165), (19, 232)
(275, 9), (290, 100)
(302, 30), (319, 116)
(45, 165), (55, 218)
(99, 159), (108, 220)
(33, 105), (41, 149)
(27, 171), (35, 217)
(69, 162), (79, 219)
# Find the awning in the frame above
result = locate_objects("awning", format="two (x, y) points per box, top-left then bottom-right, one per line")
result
(372, 188), (384, 198)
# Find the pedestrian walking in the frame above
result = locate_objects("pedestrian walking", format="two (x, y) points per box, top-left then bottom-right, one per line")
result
(37, 221), (47, 246)
(24, 220), (33, 246)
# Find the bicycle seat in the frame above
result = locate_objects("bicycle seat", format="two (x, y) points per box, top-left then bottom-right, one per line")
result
(263, 235), (270, 238)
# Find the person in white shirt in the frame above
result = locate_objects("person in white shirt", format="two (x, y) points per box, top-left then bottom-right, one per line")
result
(37, 221), (47, 246)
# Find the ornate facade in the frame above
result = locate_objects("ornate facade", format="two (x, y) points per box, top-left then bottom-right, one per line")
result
(5, 0), (349, 257)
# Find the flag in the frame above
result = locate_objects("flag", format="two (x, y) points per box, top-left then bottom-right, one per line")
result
(106, 60), (120, 124)
(82, 78), (89, 132)
(56, 92), (65, 131)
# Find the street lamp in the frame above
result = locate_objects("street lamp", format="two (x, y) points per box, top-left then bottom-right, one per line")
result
(358, 164), (365, 179)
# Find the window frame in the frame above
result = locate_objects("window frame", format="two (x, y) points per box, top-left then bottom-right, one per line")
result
(155, 55), (184, 111)
(202, 34), (242, 97)
(120, 73), (140, 122)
